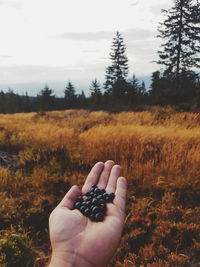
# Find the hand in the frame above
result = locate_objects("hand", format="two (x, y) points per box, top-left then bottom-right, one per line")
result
(48, 160), (127, 267)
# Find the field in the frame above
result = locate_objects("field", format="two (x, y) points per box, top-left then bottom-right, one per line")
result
(0, 107), (200, 266)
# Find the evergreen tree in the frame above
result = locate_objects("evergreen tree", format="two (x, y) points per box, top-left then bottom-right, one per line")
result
(90, 79), (102, 109)
(64, 81), (76, 108)
(36, 85), (55, 111)
(90, 79), (102, 97)
(157, 0), (200, 79)
(104, 31), (129, 93)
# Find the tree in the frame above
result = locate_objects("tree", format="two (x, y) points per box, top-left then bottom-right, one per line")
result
(36, 85), (55, 111)
(157, 0), (200, 81)
(89, 79), (102, 109)
(90, 79), (101, 96)
(64, 81), (76, 108)
(104, 31), (129, 94)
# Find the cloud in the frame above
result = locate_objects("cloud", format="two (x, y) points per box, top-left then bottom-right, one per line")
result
(59, 31), (114, 41)
(0, 55), (12, 58)
(58, 28), (154, 43)
(124, 28), (155, 41)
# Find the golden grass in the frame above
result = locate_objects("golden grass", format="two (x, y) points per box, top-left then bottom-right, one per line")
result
(0, 108), (200, 266)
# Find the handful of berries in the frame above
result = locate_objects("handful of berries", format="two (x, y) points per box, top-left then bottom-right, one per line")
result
(73, 184), (115, 222)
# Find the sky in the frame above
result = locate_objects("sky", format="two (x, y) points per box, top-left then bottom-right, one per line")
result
(0, 0), (172, 96)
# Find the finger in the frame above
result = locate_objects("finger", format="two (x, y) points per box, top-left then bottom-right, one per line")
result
(58, 185), (81, 209)
(97, 160), (115, 189)
(106, 164), (122, 193)
(82, 162), (104, 194)
(114, 177), (127, 213)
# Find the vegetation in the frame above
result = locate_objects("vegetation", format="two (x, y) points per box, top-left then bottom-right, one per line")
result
(0, 108), (200, 266)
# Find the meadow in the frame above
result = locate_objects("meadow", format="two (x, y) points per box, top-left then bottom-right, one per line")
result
(0, 107), (200, 266)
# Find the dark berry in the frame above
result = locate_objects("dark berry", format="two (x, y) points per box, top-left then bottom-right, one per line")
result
(95, 213), (104, 221)
(92, 206), (101, 214)
(76, 196), (83, 202)
(94, 188), (101, 194)
(107, 192), (115, 203)
(85, 192), (91, 197)
(86, 196), (92, 201)
(97, 195), (103, 200)
(102, 193), (108, 199)
(90, 214), (96, 221)
(98, 199), (105, 204)
(74, 202), (82, 209)
(80, 206), (87, 213)
(85, 201), (92, 207)
(84, 208), (91, 217)
(100, 188), (106, 194)
(91, 184), (97, 191)
(92, 198), (98, 205)
(89, 192), (94, 197)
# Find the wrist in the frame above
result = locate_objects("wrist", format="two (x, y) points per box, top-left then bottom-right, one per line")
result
(48, 250), (93, 267)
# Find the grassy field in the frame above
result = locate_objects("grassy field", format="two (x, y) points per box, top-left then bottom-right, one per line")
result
(0, 107), (200, 266)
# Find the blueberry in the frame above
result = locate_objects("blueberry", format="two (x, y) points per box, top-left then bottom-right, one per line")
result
(100, 188), (106, 194)
(92, 198), (98, 205)
(97, 195), (103, 200)
(99, 203), (106, 211)
(91, 184), (97, 189)
(89, 192), (94, 197)
(85, 201), (92, 207)
(76, 196), (83, 202)
(74, 202), (82, 209)
(92, 206), (101, 214)
(84, 208), (91, 217)
(89, 214), (96, 221)
(94, 188), (101, 194)
(80, 206), (87, 213)
(85, 192), (91, 197)
(95, 213), (104, 221)
(102, 193), (108, 199)
(86, 196), (92, 201)
(98, 199), (105, 204)
(107, 192), (115, 203)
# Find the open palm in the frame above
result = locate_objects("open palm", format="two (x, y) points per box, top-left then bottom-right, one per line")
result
(49, 160), (127, 267)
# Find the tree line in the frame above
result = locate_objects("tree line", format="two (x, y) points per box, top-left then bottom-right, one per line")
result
(0, 0), (199, 114)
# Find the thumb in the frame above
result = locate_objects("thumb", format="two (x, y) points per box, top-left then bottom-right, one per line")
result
(58, 185), (81, 209)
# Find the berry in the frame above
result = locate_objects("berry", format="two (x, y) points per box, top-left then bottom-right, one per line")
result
(84, 208), (91, 217)
(92, 206), (101, 214)
(74, 202), (82, 209)
(95, 213), (104, 222)
(76, 196), (83, 202)
(92, 198), (98, 205)
(94, 188), (101, 194)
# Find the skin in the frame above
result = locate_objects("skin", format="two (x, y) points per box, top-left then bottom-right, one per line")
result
(48, 160), (127, 267)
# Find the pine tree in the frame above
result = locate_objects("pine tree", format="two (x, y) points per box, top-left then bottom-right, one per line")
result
(104, 31), (129, 93)
(157, 0), (200, 79)
(36, 85), (55, 111)
(89, 79), (102, 109)
(90, 79), (102, 97)
(64, 81), (76, 108)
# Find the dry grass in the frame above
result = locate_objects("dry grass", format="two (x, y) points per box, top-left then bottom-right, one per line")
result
(0, 107), (200, 266)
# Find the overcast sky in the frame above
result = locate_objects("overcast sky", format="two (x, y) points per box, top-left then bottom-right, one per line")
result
(0, 0), (172, 96)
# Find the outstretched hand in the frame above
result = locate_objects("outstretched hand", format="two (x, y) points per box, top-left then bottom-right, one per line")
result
(48, 160), (127, 267)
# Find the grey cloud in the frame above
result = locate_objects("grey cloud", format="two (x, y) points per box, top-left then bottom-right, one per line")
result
(59, 28), (154, 42)
(59, 31), (114, 41)
(124, 28), (155, 41)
